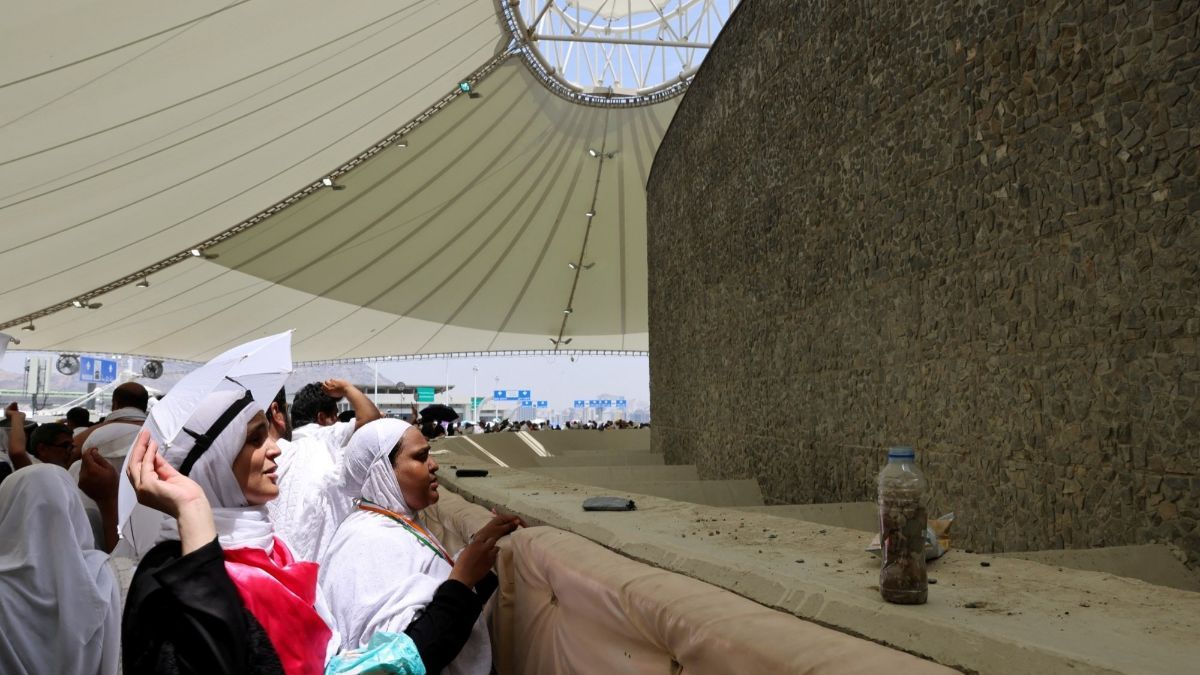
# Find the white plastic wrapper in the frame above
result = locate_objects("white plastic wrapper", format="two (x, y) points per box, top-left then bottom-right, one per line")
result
(867, 512), (954, 561)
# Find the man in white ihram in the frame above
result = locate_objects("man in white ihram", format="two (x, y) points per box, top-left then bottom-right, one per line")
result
(68, 382), (149, 552)
(265, 379), (381, 562)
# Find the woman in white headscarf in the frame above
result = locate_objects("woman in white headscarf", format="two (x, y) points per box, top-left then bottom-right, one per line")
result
(0, 464), (120, 675)
(320, 419), (523, 675)
(121, 389), (421, 675)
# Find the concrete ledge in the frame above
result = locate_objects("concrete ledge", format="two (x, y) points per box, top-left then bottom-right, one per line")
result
(614, 479), (764, 507)
(532, 451), (664, 467)
(492, 465), (760, 505)
(735, 502), (879, 533)
(995, 545), (1200, 594)
(438, 448), (1200, 675)
(526, 465), (700, 485)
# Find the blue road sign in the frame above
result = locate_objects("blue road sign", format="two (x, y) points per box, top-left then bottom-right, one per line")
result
(573, 400), (585, 407)
(535, 400), (548, 408)
(518, 389), (532, 400)
(519, 400), (534, 407)
(616, 399), (627, 408)
(80, 356), (118, 384)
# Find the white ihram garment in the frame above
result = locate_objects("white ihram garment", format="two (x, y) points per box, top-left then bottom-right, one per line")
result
(0, 465), (120, 675)
(267, 420), (358, 562)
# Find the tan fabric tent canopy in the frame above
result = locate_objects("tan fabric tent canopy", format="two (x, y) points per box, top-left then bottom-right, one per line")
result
(1, 0), (678, 362)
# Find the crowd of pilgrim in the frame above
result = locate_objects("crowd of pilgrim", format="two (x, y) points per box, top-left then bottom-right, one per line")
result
(0, 376), (524, 675)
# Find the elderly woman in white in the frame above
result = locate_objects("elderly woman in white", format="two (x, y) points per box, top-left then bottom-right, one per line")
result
(320, 419), (522, 675)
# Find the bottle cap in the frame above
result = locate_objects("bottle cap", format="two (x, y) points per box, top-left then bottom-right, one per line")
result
(887, 446), (915, 459)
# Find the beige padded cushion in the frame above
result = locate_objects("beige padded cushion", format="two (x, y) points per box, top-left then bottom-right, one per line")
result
(499, 527), (954, 674)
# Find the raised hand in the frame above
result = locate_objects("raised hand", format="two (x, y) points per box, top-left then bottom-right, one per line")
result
(4, 402), (24, 425)
(78, 448), (119, 504)
(322, 379), (353, 399)
(126, 430), (207, 518)
(126, 430), (215, 554)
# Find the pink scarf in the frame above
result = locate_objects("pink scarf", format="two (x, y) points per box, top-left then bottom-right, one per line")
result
(223, 537), (330, 675)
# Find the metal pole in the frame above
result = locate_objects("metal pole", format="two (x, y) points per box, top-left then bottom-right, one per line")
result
(472, 366), (478, 421)
(531, 33), (712, 49)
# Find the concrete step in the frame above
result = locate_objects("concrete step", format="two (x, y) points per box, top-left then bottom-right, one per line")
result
(437, 435), (543, 468)
(526, 464), (700, 487)
(995, 545), (1200, 593)
(618, 479), (764, 507)
(533, 452), (665, 467)
(734, 502), (878, 533)
(528, 428), (650, 453)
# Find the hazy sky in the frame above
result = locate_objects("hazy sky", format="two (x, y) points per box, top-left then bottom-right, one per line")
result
(1, 347), (650, 412)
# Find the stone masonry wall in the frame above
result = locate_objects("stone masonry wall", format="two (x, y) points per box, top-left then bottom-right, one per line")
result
(647, 0), (1200, 566)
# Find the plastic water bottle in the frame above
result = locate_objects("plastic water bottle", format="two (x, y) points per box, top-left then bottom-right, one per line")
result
(878, 446), (928, 604)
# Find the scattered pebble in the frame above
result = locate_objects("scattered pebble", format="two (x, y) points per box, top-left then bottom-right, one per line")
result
(964, 601), (987, 609)
(823, 563), (829, 567)
(837, 559), (843, 564)
(1079, 602), (1090, 608)
(965, 549), (975, 554)
(818, 529), (828, 534)
(928, 578), (938, 584)
(767, 534), (777, 539)
(795, 559), (805, 564)
(980, 561), (991, 567)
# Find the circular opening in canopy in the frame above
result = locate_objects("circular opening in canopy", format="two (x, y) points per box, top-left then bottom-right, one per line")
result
(503, 0), (740, 106)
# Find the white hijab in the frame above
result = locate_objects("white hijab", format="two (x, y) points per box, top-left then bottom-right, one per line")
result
(158, 389), (274, 550)
(320, 419), (492, 675)
(355, 419), (417, 517)
(0, 465), (120, 675)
